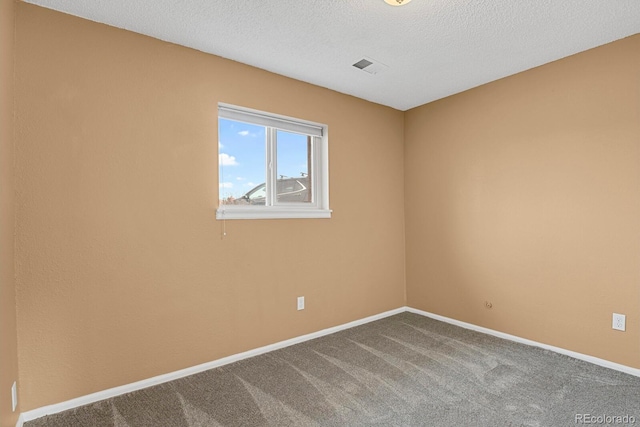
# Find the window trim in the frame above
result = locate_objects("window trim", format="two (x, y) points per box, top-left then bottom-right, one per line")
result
(216, 103), (331, 220)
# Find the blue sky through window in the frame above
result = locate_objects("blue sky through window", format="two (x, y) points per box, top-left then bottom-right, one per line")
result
(219, 118), (309, 200)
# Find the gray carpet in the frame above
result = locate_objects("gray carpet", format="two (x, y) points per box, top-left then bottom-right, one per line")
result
(27, 312), (640, 426)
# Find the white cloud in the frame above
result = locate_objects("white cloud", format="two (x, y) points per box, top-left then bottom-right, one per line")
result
(238, 130), (260, 137)
(218, 141), (224, 149)
(219, 153), (238, 166)
(244, 182), (256, 187)
(219, 182), (233, 189)
(236, 177), (244, 181)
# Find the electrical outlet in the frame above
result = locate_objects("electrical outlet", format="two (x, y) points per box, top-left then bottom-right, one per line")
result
(11, 381), (17, 412)
(612, 313), (626, 331)
(297, 296), (305, 311)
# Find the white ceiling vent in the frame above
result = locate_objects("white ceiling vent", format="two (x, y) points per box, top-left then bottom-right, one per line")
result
(352, 57), (389, 75)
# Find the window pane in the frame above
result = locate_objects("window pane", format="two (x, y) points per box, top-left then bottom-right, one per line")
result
(276, 130), (312, 204)
(218, 118), (266, 206)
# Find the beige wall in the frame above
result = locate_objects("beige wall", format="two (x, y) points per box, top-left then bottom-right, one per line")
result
(1, 0), (19, 426)
(14, 4), (406, 410)
(405, 35), (640, 368)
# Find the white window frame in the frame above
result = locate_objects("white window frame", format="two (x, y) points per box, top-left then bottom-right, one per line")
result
(216, 103), (331, 220)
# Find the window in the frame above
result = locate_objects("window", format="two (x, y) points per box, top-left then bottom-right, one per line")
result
(217, 103), (330, 220)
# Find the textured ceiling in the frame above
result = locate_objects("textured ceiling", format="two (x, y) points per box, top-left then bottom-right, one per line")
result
(24, 0), (640, 111)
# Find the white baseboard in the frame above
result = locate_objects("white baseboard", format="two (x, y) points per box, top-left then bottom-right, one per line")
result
(20, 307), (405, 422)
(19, 305), (640, 424)
(406, 306), (640, 378)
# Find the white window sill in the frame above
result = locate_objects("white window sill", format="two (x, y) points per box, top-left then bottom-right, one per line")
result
(216, 207), (332, 220)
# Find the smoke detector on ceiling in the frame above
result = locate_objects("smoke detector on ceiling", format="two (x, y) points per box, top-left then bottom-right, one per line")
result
(384, 0), (412, 6)
(352, 57), (389, 75)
